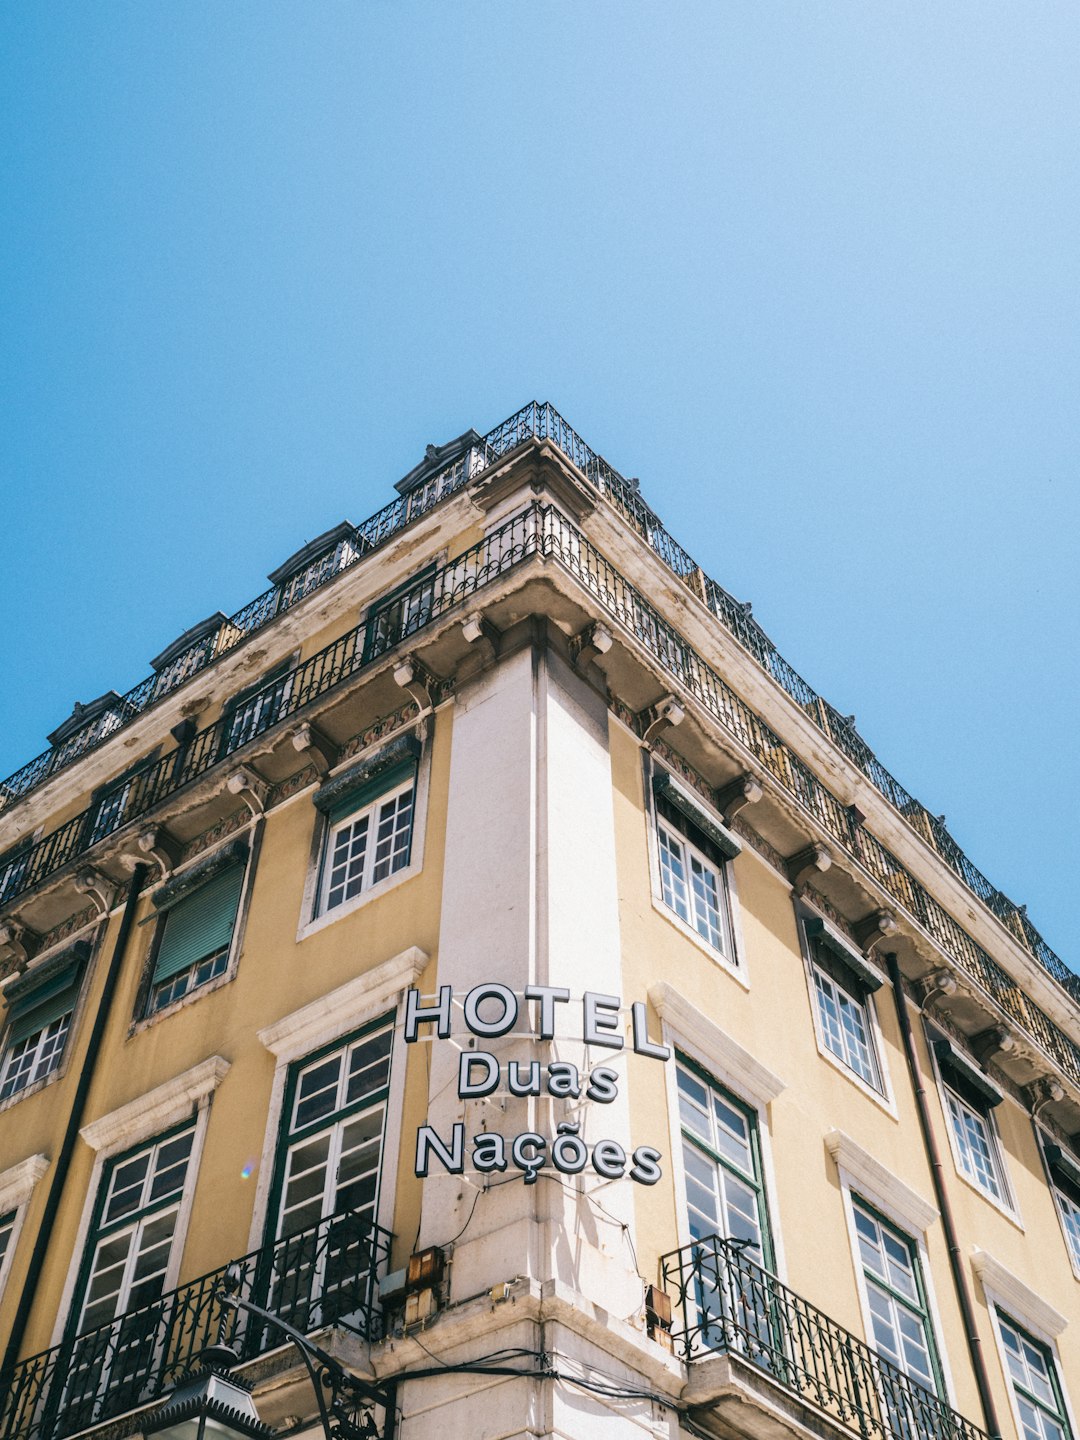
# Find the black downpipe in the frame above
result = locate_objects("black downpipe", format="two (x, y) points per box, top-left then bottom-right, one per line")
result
(886, 952), (1002, 1440)
(0, 864), (148, 1383)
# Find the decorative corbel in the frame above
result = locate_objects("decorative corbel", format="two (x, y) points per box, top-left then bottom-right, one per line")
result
(136, 826), (183, 877)
(852, 909), (899, 958)
(0, 919), (40, 971)
(73, 866), (118, 918)
(641, 696), (685, 746)
(569, 621), (614, 672)
(461, 610), (500, 649)
(920, 968), (959, 1008)
(972, 1025), (1018, 1069)
(715, 773), (763, 826)
(1025, 1076), (1066, 1120)
(787, 842), (832, 891)
(226, 767), (270, 817)
(393, 657), (442, 714)
(288, 722), (339, 777)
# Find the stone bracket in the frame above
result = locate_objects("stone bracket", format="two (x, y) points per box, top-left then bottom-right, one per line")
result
(0, 919), (41, 972)
(715, 773), (763, 825)
(134, 826), (183, 878)
(392, 656), (447, 712)
(972, 1025), (1019, 1069)
(569, 621), (614, 672)
(289, 722), (339, 777)
(787, 842), (833, 891)
(74, 866), (118, 918)
(226, 766), (270, 817)
(852, 909), (899, 957)
(641, 695), (685, 746)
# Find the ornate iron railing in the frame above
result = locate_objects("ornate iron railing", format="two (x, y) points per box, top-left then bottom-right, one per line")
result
(5, 499), (1080, 1093)
(0, 402), (1072, 1004)
(661, 1237), (989, 1440)
(0, 504), (546, 908)
(0, 1208), (391, 1440)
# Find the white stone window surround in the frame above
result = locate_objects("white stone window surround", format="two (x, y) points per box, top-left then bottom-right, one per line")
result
(796, 904), (896, 1118)
(928, 1037), (1022, 1229)
(49, 1056), (229, 1348)
(974, 1249), (1077, 1440)
(248, 945), (427, 1253)
(645, 761), (748, 987)
(295, 728), (431, 943)
(649, 980), (788, 1282)
(825, 1130), (960, 1409)
(0, 1153), (49, 1303)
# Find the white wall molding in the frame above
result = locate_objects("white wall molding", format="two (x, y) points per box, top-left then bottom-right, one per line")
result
(80, 1056), (231, 1156)
(825, 1130), (938, 1234)
(257, 946), (429, 1064)
(972, 1247), (1067, 1339)
(0, 1154), (49, 1214)
(650, 980), (786, 1108)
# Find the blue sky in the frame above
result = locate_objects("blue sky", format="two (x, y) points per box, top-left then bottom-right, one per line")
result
(1, 3), (1077, 967)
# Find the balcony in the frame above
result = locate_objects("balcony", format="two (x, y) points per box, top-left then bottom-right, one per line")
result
(661, 1236), (989, 1440)
(0, 1207), (391, 1440)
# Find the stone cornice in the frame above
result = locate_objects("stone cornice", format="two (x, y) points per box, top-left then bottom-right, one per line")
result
(971, 1247), (1067, 1339)
(80, 1056), (230, 1155)
(0, 1153), (49, 1213)
(825, 1130), (938, 1233)
(649, 980), (786, 1108)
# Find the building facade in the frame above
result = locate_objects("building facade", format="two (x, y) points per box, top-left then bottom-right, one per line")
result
(0, 402), (1078, 1440)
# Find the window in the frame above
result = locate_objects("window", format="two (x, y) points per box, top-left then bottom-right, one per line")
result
(852, 1200), (944, 1435)
(804, 917), (885, 1094)
(677, 1058), (775, 1357)
(1041, 1139), (1080, 1274)
(944, 1085), (1006, 1201)
(653, 772), (739, 960)
(997, 1313), (1073, 1440)
(65, 1126), (195, 1421)
(87, 756), (158, 846)
(0, 1210), (14, 1278)
(363, 566), (437, 663)
(318, 766), (415, 916)
(221, 663), (293, 757)
(0, 949), (87, 1100)
(268, 1021), (392, 1331)
(0, 842), (32, 907)
(932, 1038), (1010, 1206)
(145, 859), (246, 1015)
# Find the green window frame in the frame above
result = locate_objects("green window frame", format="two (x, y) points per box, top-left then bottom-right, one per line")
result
(146, 863), (245, 1015)
(264, 1017), (393, 1331)
(997, 1312), (1073, 1440)
(64, 1124), (196, 1422)
(677, 1055), (773, 1268)
(852, 1198), (944, 1404)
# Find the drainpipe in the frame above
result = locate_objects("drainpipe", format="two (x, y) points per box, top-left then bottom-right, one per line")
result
(885, 952), (1002, 1440)
(0, 863), (149, 1383)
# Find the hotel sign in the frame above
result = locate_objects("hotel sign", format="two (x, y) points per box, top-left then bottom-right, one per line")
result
(406, 984), (669, 1187)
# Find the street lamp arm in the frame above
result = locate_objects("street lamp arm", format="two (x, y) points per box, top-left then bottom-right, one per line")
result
(215, 1285), (394, 1440)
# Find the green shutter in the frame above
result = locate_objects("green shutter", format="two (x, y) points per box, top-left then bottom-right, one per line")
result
(8, 961), (82, 1045)
(329, 760), (416, 825)
(153, 865), (244, 984)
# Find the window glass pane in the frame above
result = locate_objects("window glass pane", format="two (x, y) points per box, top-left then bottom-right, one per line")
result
(658, 820), (731, 957)
(0, 1014), (72, 1099)
(998, 1314), (1071, 1440)
(677, 1061), (769, 1264)
(852, 1201), (941, 1401)
(946, 1087), (1003, 1199)
(321, 777), (416, 914)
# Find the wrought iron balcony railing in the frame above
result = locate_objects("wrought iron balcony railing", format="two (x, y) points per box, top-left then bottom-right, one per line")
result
(0, 1207), (391, 1440)
(5, 500), (1080, 1096)
(0, 401), (1073, 1008)
(661, 1236), (989, 1440)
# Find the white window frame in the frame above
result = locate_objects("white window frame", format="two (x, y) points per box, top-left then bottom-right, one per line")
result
(249, 946), (426, 1253)
(318, 774), (416, 916)
(297, 736), (429, 941)
(0, 942), (92, 1112)
(648, 767), (745, 980)
(976, 1268), (1075, 1440)
(1038, 1133), (1080, 1282)
(0, 1154), (48, 1304)
(0, 1013), (72, 1100)
(50, 1057), (227, 1347)
(929, 1039), (1019, 1223)
(798, 910), (893, 1112)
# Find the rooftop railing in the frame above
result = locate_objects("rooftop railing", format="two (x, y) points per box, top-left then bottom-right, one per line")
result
(0, 1207), (391, 1440)
(7, 500), (1080, 1101)
(661, 1235), (990, 1440)
(0, 402), (1074, 1002)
